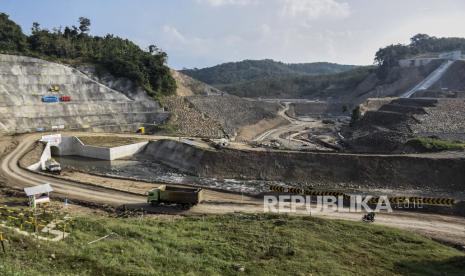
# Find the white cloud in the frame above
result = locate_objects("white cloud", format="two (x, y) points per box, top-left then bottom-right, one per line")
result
(281, 0), (350, 20)
(162, 25), (186, 43)
(196, 0), (260, 6)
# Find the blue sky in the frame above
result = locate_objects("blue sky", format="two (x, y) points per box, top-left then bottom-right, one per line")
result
(3, 0), (465, 69)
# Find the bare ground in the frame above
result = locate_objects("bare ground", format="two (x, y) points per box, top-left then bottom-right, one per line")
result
(236, 117), (288, 141)
(3, 133), (465, 248)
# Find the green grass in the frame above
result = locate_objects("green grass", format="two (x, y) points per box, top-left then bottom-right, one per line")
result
(407, 137), (465, 152)
(0, 213), (464, 275)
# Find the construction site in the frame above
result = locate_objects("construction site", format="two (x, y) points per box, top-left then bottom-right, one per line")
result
(0, 7), (465, 274)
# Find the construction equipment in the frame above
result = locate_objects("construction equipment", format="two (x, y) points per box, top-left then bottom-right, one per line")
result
(44, 158), (61, 174)
(41, 95), (59, 103)
(49, 85), (60, 92)
(59, 95), (71, 102)
(147, 185), (203, 208)
(137, 127), (145, 135)
(212, 138), (229, 149)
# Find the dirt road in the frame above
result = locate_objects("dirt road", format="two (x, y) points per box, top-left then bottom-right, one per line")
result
(1, 133), (465, 247)
(0, 133), (144, 205)
(253, 102), (328, 150)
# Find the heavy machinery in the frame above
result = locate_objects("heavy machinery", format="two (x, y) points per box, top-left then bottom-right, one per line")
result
(147, 185), (203, 207)
(211, 138), (229, 149)
(60, 95), (71, 102)
(49, 85), (60, 92)
(44, 158), (61, 174)
(41, 95), (59, 103)
(137, 127), (145, 135)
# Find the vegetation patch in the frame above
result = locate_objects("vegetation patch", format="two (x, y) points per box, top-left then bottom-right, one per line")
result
(406, 137), (465, 152)
(0, 213), (463, 275)
(0, 205), (71, 240)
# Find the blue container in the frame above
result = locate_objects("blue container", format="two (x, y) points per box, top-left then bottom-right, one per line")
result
(41, 95), (59, 103)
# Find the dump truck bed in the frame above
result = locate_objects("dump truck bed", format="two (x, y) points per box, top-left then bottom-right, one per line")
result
(148, 185), (204, 206)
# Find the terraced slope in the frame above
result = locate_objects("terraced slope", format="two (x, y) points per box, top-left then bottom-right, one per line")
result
(344, 98), (465, 152)
(0, 54), (168, 133)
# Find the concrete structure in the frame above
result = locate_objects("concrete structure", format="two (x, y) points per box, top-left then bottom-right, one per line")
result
(399, 50), (465, 68)
(27, 135), (149, 172)
(27, 142), (52, 171)
(439, 50), (464, 60)
(54, 136), (148, 161)
(400, 60), (455, 98)
(137, 139), (465, 193)
(0, 54), (168, 134)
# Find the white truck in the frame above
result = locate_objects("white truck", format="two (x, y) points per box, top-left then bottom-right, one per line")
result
(44, 158), (61, 174)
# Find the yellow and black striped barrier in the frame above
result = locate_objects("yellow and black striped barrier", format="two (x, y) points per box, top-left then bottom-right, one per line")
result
(288, 187), (304, 194)
(269, 185), (286, 193)
(368, 196), (455, 206)
(304, 190), (345, 197)
(269, 185), (457, 206)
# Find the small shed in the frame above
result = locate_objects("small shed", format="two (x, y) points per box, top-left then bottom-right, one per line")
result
(24, 183), (54, 208)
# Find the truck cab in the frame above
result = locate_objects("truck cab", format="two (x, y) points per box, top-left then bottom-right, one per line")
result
(44, 158), (61, 174)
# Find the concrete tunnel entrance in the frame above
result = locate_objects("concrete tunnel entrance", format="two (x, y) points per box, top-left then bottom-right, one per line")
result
(50, 145), (60, 156)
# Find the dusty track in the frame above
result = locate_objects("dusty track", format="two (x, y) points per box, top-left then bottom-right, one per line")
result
(1, 133), (465, 247)
(0, 134), (144, 205)
(253, 102), (327, 150)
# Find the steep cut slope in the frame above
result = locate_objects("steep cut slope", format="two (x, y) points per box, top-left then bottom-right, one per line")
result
(171, 70), (223, 96)
(0, 54), (168, 133)
(187, 95), (285, 140)
(343, 98), (465, 152)
(159, 70), (284, 140)
(430, 60), (465, 91)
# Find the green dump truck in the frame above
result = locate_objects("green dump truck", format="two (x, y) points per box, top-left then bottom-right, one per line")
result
(147, 185), (204, 207)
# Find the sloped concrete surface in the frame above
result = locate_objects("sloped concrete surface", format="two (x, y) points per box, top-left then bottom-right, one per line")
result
(0, 54), (168, 133)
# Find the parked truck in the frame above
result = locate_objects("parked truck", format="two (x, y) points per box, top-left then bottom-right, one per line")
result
(211, 138), (229, 149)
(60, 95), (71, 102)
(44, 158), (61, 174)
(41, 95), (59, 103)
(147, 185), (203, 207)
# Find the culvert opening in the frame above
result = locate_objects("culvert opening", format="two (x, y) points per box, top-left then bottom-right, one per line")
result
(50, 145), (60, 156)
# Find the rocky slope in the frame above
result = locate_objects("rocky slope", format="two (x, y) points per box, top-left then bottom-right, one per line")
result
(162, 70), (284, 140)
(343, 97), (465, 152)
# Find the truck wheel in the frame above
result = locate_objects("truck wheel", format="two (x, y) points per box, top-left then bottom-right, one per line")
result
(182, 203), (192, 210)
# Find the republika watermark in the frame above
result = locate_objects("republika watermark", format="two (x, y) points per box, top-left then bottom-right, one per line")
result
(264, 195), (424, 214)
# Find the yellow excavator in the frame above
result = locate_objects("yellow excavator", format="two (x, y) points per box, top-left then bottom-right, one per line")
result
(49, 85), (60, 92)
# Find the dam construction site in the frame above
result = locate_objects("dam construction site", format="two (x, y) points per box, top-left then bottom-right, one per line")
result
(0, 10), (465, 276)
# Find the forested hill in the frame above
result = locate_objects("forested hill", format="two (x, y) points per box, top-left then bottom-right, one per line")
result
(182, 34), (465, 100)
(0, 13), (176, 97)
(181, 59), (357, 86)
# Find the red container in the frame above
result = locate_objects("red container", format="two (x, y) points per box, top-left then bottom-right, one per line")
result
(60, 96), (71, 102)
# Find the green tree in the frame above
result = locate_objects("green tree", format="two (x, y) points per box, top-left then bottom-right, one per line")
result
(0, 13), (27, 52)
(78, 17), (91, 34)
(0, 13), (177, 97)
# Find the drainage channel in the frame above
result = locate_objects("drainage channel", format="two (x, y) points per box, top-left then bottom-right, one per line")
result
(54, 155), (285, 195)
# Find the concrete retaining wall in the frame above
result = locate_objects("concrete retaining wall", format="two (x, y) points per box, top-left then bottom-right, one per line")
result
(137, 140), (465, 193)
(109, 141), (149, 160)
(56, 136), (148, 160)
(27, 142), (52, 171)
